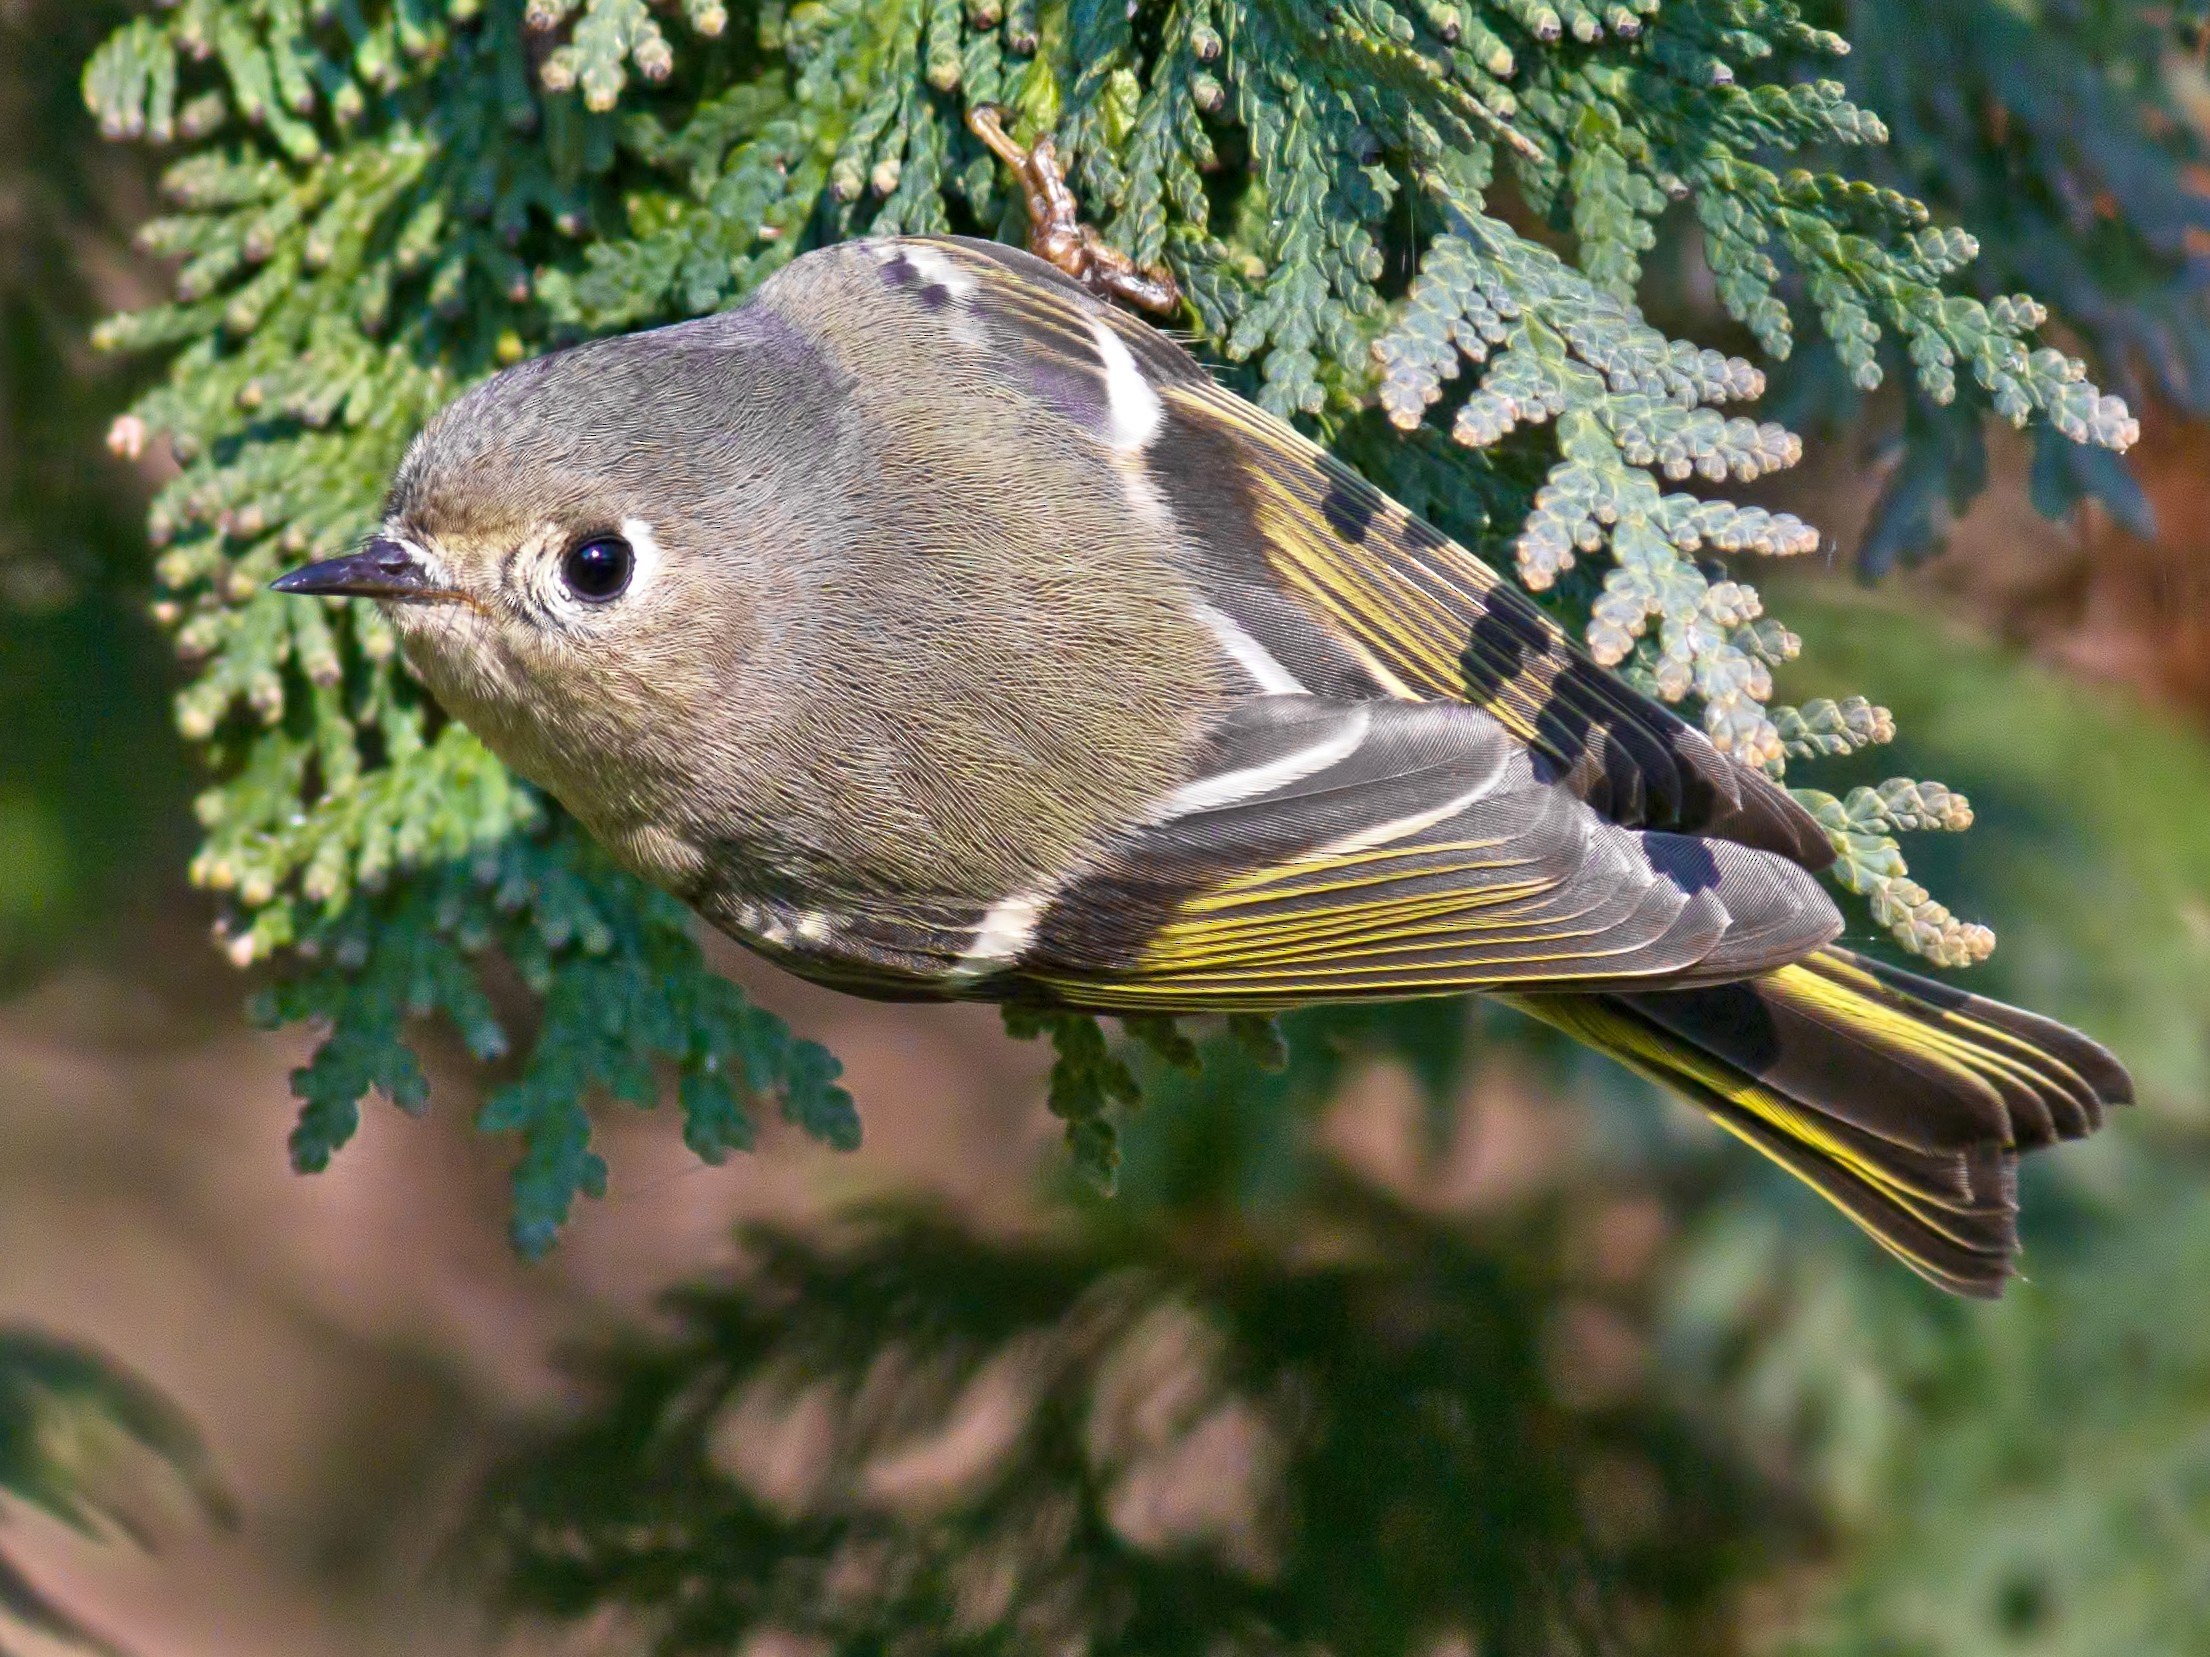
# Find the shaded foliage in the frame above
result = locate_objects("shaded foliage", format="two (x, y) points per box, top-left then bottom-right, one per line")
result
(0, 0), (188, 981)
(1804, 0), (2210, 570)
(477, 1192), (1790, 1656)
(0, 1330), (233, 1657)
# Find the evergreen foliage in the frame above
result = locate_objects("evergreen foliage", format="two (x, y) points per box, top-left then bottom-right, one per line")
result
(76, 0), (2185, 1236)
(0, 1329), (234, 1655)
(1806, 0), (2210, 571)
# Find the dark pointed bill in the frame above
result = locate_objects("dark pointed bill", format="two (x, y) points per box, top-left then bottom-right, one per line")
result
(270, 537), (451, 601)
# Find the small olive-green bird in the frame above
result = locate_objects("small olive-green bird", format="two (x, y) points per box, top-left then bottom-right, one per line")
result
(274, 235), (2129, 1296)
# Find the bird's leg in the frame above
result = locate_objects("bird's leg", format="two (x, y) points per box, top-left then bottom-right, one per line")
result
(967, 105), (1182, 316)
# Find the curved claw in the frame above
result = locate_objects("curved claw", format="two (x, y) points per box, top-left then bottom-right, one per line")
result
(966, 105), (1184, 317)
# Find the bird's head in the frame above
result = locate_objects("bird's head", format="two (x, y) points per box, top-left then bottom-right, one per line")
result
(270, 313), (835, 874)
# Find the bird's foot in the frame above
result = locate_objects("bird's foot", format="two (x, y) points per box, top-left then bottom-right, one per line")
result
(967, 105), (1182, 316)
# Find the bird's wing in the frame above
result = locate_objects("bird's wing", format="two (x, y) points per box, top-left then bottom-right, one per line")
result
(978, 694), (1840, 1012)
(902, 234), (1832, 872)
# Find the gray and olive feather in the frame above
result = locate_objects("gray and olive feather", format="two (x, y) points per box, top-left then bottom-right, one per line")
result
(272, 235), (2131, 1297)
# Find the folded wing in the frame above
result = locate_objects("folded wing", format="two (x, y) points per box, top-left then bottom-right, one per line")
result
(995, 695), (1841, 1009)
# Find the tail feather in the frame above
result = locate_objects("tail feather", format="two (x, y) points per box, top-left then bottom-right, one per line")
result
(1507, 946), (2131, 1297)
(1801, 949), (2130, 1141)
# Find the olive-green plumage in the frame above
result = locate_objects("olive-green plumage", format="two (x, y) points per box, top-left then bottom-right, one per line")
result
(274, 235), (2130, 1296)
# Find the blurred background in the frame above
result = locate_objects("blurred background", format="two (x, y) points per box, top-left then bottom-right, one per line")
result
(7, 2), (2210, 1653)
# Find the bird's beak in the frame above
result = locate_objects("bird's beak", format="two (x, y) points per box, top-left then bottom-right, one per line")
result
(270, 537), (457, 603)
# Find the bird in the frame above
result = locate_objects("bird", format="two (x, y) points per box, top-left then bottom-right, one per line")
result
(271, 230), (2131, 1297)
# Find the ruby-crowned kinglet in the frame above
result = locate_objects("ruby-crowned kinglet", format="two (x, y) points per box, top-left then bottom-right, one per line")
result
(273, 235), (2127, 1295)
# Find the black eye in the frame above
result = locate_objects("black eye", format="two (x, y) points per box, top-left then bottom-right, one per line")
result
(562, 534), (633, 602)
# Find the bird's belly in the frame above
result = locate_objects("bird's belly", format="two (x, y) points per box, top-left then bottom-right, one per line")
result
(686, 876), (1010, 1002)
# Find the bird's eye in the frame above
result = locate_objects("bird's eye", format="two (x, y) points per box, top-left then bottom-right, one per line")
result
(561, 534), (633, 603)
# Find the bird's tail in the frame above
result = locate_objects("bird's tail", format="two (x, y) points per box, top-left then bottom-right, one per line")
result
(1505, 947), (2132, 1296)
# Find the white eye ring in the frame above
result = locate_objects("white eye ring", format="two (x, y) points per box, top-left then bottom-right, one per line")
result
(537, 516), (663, 614)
